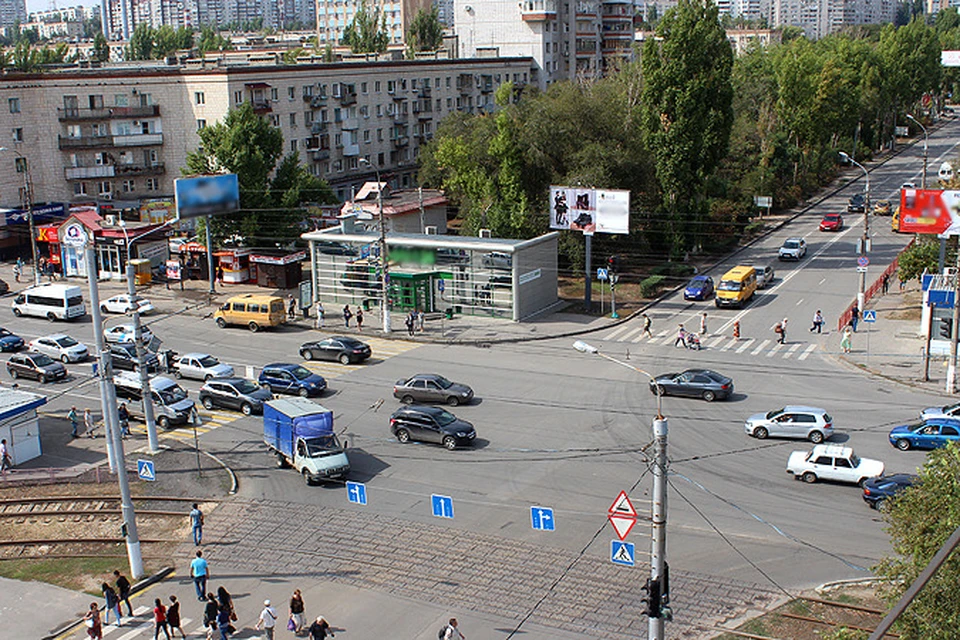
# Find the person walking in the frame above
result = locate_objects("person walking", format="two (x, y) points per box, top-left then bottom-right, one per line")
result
(101, 582), (122, 626)
(83, 602), (103, 640)
(118, 403), (130, 438)
(882, 273), (890, 295)
(203, 592), (220, 636)
(289, 589), (305, 634)
(153, 597), (171, 640)
(68, 406), (79, 438)
(641, 313), (653, 339)
(13, 261), (21, 283)
(217, 604), (234, 640)
(217, 586), (235, 621)
(307, 616), (334, 640)
(288, 296), (297, 321)
(190, 503), (204, 545)
(442, 618), (466, 640)
(841, 326), (853, 353)
(405, 312), (415, 337)
(850, 304), (860, 332)
(342, 305), (352, 327)
(167, 596), (184, 638)
(216, 265), (224, 285)
(191, 550), (208, 601)
(114, 570), (133, 617)
(355, 307), (363, 331)
(316, 302), (325, 328)
(255, 599), (278, 640)
(674, 324), (687, 348)
(84, 408), (95, 438)
(810, 310), (824, 334)
(0, 438), (11, 471)
(699, 312), (708, 337)
(417, 309), (425, 332)
(774, 321), (785, 345)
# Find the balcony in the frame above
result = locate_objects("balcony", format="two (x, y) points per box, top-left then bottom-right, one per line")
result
(520, 0), (557, 21)
(58, 105), (160, 121)
(251, 100), (272, 114)
(59, 133), (163, 149)
(392, 136), (409, 148)
(339, 92), (357, 106)
(115, 162), (165, 176)
(311, 148), (331, 161)
(391, 90), (406, 101)
(310, 95), (327, 108)
(113, 133), (164, 147)
(64, 162), (165, 180)
(343, 143), (360, 156)
(311, 121), (328, 134)
(65, 165), (114, 180)
(456, 75), (473, 94)
(393, 113), (409, 125)
(340, 117), (359, 130)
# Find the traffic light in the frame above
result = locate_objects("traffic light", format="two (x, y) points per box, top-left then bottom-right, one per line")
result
(607, 255), (620, 273)
(641, 577), (662, 618)
(941, 317), (954, 339)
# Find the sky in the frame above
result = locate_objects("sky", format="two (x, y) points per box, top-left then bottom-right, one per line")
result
(28, 0), (99, 17)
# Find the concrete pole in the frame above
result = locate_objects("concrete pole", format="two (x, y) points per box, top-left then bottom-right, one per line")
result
(205, 215), (216, 295)
(375, 173), (391, 334)
(126, 262), (158, 452)
(649, 417), (668, 640)
(948, 255), (960, 393)
(86, 247), (116, 473)
(584, 234), (592, 312)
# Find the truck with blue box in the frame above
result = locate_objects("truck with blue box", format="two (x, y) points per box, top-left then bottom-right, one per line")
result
(263, 397), (350, 485)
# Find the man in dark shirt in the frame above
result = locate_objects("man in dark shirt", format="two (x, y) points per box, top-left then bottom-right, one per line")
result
(114, 570), (133, 617)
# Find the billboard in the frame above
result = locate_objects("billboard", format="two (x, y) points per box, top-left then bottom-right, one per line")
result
(550, 186), (630, 234)
(174, 174), (240, 220)
(898, 188), (960, 235)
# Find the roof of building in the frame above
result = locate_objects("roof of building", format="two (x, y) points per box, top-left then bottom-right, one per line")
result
(340, 186), (448, 218)
(302, 227), (559, 253)
(0, 387), (46, 423)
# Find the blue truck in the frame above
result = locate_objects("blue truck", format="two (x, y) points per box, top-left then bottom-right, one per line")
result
(263, 397), (350, 485)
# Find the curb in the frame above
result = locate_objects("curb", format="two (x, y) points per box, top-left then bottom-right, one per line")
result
(201, 450), (238, 495)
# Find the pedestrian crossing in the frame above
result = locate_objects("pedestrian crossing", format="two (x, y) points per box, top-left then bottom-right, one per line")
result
(600, 326), (822, 361)
(301, 336), (422, 380)
(127, 408), (240, 443)
(65, 606), (207, 639)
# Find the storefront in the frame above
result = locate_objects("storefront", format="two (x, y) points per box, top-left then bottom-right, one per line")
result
(176, 242), (209, 281)
(249, 251), (306, 289)
(214, 248), (253, 284)
(58, 209), (102, 278)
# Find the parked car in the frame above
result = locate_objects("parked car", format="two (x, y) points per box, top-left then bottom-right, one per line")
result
(873, 200), (892, 216)
(258, 363), (327, 397)
(109, 343), (159, 373)
(6, 351), (67, 383)
(786, 444), (884, 486)
(0, 278), (9, 295)
(649, 369), (733, 402)
(101, 294), (155, 315)
(847, 193), (866, 213)
(888, 418), (960, 451)
(29, 334), (89, 363)
(103, 323), (154, 345)
(919, 402), (960, 420)
(394, 374), (474, 406)
(819, 213), (844, 231)
(0, 327), (24, 352)
(173, 353), (235, 381)
(299, 336), (371, 365)
(753, 264), (775, 289)
(900, 182), (917, 190)
(315, 241), (358, 256)
(199, 377), (273, 415)
(744, 406), (833, 443)
(389, 405), (477, 450)
(778, 237), (807, 261)
(683, 275), (714, 301)
(481, 251), (512, 270)
(862, 474), (918, 510)
(436, 248), (469, 265)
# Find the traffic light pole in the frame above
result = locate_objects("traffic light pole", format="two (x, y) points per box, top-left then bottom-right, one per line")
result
(948, 252), (960, 393)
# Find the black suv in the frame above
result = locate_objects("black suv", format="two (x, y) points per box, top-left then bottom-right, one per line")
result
(6, 352), (67, 383)
(847, 193), (866, 213)
(110, 343), (159, 373)
(199, 377), (273, 415)
(389, 405), (477, 450)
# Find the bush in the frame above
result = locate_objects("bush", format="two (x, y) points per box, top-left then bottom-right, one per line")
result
(640, 275), (666, 298)
(651, 263), (695, 278)
(745, 220), (766, 236)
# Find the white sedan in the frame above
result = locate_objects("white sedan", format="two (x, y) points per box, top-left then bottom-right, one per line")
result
(174, 353), (234, 381)
(786, 444), (883, 486)
(100, 294), (155, 315)
(103, 323), (154, 345)
(29, 334), (89, 363)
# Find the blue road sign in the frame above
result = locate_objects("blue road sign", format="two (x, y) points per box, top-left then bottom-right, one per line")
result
(137, 459), (155, 482)
(597, 268), (609, 281)
(438, 279), (445, 292)
(431, 494), (454, 519)
(611, 540), (635, 566)
(530, 506), (555, 531)
(863, 310), (877, 323)
(346, 481), (367, 505)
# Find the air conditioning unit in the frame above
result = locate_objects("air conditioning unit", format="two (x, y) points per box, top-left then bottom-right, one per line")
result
(133, 120), (140, 126)
(424, 225), (437, 235)
(104, 214), (117, 225)
(478, 228), (492, 238)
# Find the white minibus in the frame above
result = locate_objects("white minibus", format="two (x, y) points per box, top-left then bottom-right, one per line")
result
(12, 284), (86, 321)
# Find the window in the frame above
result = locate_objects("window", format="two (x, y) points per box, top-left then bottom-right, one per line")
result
(360, 105), (368, 118)
(195, 91), (205, 105)
(387, 80), (396, 93)
(305, 111), (314, 124)
(288, 86), (296, 100)
(377, 128), (383, 142)
(303, 85), (313, 98)
(271, 87), (279, 101)
(271, 114), (280, 127)
(95, 152), (107, 166)
(121, 179), (135, 193)
(375, 81), (381, 92)
(8, 98), (20, 113)
(361, 82), (367, 93)
(335, 133), (342, 146)
(435, 77), (440, 88)
(446, 77), (451, 88)
(145, 178), (159, 191)
(234, 91), (243, 104)
(835, 458), (852, 468)
(289, 113), (297, 127)
(363, 130), (370, 143)
(378, 152), (384, 165)
(436, 98), (441, 111)
(197, 119), (207, 130)
(376, 104), (382, 117)
(88, 95), (103, 109)
(290, 139), (298, 152)
(98, 181), (112, 196)
(14, 157), (26, 173)
(12, 128), (22, 143)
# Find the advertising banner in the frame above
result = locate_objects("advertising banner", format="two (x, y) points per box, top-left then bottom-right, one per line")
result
(550, 186), (630, 234)
(898, 188), (960, 235)
(175, 174), (240, 220)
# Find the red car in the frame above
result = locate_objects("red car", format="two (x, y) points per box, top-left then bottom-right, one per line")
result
(820, 213), (844, 231)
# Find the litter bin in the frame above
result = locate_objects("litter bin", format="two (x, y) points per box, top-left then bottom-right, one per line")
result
(444, 307), (454, 320)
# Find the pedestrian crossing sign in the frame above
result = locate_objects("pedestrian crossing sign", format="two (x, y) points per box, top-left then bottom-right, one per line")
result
(137, 459), (156, 481)
(611, 540), (635, 566)
(863, 310), (877, 323)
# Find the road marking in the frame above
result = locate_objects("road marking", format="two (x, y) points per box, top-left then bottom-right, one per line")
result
(766, 342), (784, 357)
(751, 339), (770, 355)
(795, 299), (804, 306)
(798, 344), (817, 361)
(819, 278), (826, 285)
(707, 336), (725, 349)
(783, 344), (802, 359)
(720, 338), (736, 352)
(604, 324), (632, 341)
(736, 338), (755, 353)
(620, 326), (643, 342)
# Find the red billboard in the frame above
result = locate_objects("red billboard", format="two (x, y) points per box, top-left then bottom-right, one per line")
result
(898, 189), (960, 235)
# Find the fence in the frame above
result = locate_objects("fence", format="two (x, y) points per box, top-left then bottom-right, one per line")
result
(837, 239), (914, 331)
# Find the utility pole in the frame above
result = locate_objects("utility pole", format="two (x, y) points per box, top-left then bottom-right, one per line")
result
(648, 416), (669, 640)
(204, 215), (216, 295)
(359, 157), (391, 333)
(948, 255), (960, 393)
(0, 147), (40, 285)
(840, 152), (869, 311)
(126, 261), (159, 452)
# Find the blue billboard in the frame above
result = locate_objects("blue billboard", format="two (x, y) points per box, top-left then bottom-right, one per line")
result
(174, 174), (240, 219)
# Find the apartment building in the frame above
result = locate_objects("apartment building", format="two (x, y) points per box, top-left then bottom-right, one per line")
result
(769, 0), (895, 39)
(317, 0), (431, 46)
(0, 56), (535, 214)
(0, 0), (26, 30)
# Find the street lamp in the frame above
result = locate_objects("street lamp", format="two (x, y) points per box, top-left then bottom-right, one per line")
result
(905, 114), (928, 189)
(0, 147), (40, 285)
(358, 157), (391, 334)
(839, 151), (870, 312)
(573, 340), (670, 638)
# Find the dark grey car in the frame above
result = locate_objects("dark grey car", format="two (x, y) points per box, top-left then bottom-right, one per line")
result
(393, 374), (474, 406)
(199, 377), (273, 415)
(389, 405), (477, 450)
(6, 351), (67, 383)
(109, 343), (159, 373)
(649, 369), (733, 402)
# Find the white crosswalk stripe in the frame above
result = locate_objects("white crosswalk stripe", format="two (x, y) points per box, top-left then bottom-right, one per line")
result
(783, 344), (802, 359)
(720, 338), (736, 352)
(766, 342), (784, 357)
(603, 324), (633, 341)
(798, 344), (817, 361)
(751, 339), (771, 355)
(620, 326), (643, 342)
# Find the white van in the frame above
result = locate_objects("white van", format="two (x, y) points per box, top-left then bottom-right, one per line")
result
(12, 284), (85, 321)
(939, 162), (954, 182)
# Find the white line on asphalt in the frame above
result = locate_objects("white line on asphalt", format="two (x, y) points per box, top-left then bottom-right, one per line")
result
(720, 338), (736, 352)
(620, 326), (643, 342)
(736, 338), (755, 353)
(751, 339), (770, 355)
(819, 278), (826, 285)
(784, 344), (802, 359)
(604, 324), (632, 341)
(767, 342), (784, 357)
(796, 299), (804, 306)
(798, 344), (817, 361)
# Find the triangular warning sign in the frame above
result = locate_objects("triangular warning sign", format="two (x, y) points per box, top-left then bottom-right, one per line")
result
(608, 513), (637, 540)
(608, 490), (637, 517)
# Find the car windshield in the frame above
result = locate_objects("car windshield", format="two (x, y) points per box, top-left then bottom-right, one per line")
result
(32, 354), (54, 366)
(291, 366), (313, 380)
(766, 408), (786, 419)
(233, 379), (260, 394)
(718, 279), (742, 291)
(305, 435), (341, 456)
(433, 376), (453, 389)
(158, 385), (188, 404)
(909, 422), (926, 432)
(55, 336), (78, 347)
(435, 410), (456, 426)
(784, 241), (800, 249)
(850, 454), (861, 467)
(0, 329), (11, 337)
(197, 356), (219, 368)
(825, 215), (839, 220)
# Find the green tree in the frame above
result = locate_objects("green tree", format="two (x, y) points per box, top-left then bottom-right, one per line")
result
(126, 23), (155, 61)
(342, 1), (388, 54)
(91, 32), (109, 62)
(406, 7), (443, 54)
(198, 27), (232, 54)
(897, 235), (954, 283)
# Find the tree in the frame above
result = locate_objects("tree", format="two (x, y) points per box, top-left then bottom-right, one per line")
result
(874, 442), (960, 639)
(897, 235), (954, 283)
(91, 32), (109, 62)
(406, 7), (443, 54)
(126, 23), (154, 61)
(198, 27), (232, 54)
(342, 1), (388, 54)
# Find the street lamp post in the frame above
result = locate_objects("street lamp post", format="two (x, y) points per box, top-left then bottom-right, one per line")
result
(0, 147), (40, 285)
(358, 157), (391, 334)
(905, 114), (928, 189)
(839, 152), (870, 312)
(573, 340), (670, 639)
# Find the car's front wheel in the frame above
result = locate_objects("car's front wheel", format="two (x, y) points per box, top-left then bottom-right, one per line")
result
(46, 312), (56, 322)
(248, 322), (259, 333)
(216, 318), (227, 328)
(241, 403), (253, 416)
(753, 427), (768, 440)
(298, 387), (310, 398)
(174, 369), (182, 379)
(301, 350), (314, 361)
(396, 428), (411, 443)
(61, 355), (70, 364)
(895, 439), (911, 451)
(702, 390), (716, 402)
(442, 436), (457, 450)
(100, 305), (108, 313)
(447, 396), (460, 407)
(801, 472), (817, 483)
(9, 369), (18, 379)
(809, 431), (825, 444)
(302, 469), (314, 486)
(158, 416), (170, 429)
(339, 353), (351, 365)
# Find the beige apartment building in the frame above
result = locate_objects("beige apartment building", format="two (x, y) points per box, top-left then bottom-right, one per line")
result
(0, 55), (536, 214)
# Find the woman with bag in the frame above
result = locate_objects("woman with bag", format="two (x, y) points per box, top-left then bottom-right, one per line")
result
(83, 602), (103, 640)
(289, 589), (305, 634)
(203, 592), (220, 635)
(153, 597), (171, 640)
(101, 582), (122, 626)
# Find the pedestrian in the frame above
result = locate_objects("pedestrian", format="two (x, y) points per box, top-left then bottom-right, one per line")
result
(153, 597), (171, 640)
(405, 312), (415, 337)
(882, 273), (890, 295)
(899, 277), (906, 291)
(850, 304), (860, 332)
(83, 602), (103, 640)
(699, 312), (708, 336)
(307, 615), (334, 640)
(674, 324), (687, 348)
(256, 599), (278, 640)
(810, 310), (824, 334)
(217, 604), (233, 640)
(316, 302), (325, 328)
(114, 570), (133, 617)
(167, 595), (184, 638)
(191, 550), (209, 601)
(289, 589), (305, 634)
(216, 265), (224, 285)
(355, 307), (363, 331)
(217, 586), (235, 621)
(343, 305), (352, 327)
(84, 408), (94, 438)
(841, 326), (853, 353)
(190, 502), (204, 546)
(417, 308), (425, 332)
(13, 262), (21, 283)
(774, 321), (785, 345)
(203, 593), (220, 635)
(68, 406), (79, 438)
(0, 438), (11, 471)
(288, 296), (297, 320)
(118, 403), (130, 437)
(732, 320), (740, 340)
(101, 582), (122, 626)
(641, 313), (652, 338)
(442, 617), (466, 640)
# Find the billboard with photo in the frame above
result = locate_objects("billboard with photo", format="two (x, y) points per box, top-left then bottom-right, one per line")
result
(175, 174), (240, 220)
(898, 188), (960, 235)
(550, 186), (629, 234)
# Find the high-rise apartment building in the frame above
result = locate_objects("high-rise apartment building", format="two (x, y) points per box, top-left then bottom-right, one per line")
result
(0, 0), (26, 29)
(316, 0), (432, 46)
(768, 0), (895, 39)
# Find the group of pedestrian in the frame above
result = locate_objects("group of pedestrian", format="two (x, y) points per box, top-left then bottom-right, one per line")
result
(404, 309), (425, 336)
(83, 570), (134, 639)
(342, 305), (364, 330)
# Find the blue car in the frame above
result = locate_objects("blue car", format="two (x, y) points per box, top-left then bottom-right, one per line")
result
(683, 275), (714, 301)
(862, 473), (917, 509)
(888, 417), (960, 451)
(0, 327), (24, 352)
(258, 362), (327, 397)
